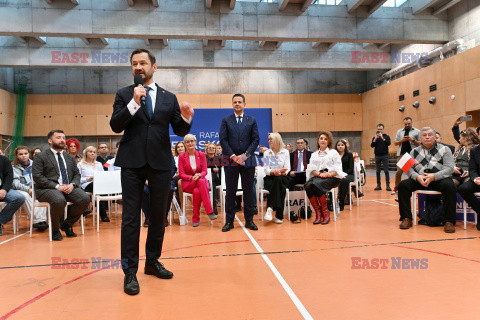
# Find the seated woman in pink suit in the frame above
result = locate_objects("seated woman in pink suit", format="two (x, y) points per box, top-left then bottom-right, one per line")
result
(178, 134), (217, 227)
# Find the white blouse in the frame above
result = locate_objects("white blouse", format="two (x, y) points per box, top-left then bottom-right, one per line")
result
(77, 161), (104, 189)
(306, 148), (346, 180)
(263, 148), (291, 176)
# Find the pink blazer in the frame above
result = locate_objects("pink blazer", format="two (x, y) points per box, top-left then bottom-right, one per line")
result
(179, 150), (208, 189)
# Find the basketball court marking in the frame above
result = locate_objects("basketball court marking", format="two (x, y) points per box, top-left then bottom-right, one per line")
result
(236, 216), (314, 320)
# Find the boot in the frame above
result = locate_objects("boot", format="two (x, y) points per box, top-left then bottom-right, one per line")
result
(318, 195), (330, 224)
(339, 200), (345, 212)
(100, 209), (110, 222)
(309, 196), (322, 225)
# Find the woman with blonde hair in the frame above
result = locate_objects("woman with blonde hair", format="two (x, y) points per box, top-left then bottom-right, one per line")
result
(305, 131), (346, 224)
(12, 146), (48, 231)
(178, 134), (216, 227)
(77, 146), (109, 221)
(262, 132), (291, 223)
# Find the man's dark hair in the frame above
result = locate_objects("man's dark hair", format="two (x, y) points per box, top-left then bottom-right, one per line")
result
(47, 130), (64, 139)
(296, 138), (307, 144)
(404, 117), (412, 121)
(377, 123), (384, 128)
(130, 48), (156, 65)
(232, 93), (245, 103)
(304, 139), (308, 145)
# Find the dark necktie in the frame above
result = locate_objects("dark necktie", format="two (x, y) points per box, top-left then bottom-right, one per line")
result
(145, 86), (153, 119)
(57, 152), (69, 185)
(237, 116), (242, 130)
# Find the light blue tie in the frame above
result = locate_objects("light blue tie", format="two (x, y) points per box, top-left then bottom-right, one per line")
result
(297, 151), (302, 171)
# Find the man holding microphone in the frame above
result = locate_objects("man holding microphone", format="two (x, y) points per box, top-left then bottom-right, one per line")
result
(110, 49), (193, 295)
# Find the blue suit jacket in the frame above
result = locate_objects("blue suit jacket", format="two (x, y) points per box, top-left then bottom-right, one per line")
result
(219, 113), (260, 167)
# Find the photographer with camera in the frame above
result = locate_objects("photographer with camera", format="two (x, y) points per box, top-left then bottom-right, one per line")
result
(371, 123), (391, 191)
(392, 117), (421, 194)
(397, 127), (456, 233)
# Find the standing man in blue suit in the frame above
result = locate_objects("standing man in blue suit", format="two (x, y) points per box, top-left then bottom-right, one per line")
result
(219, 94), (260, 232)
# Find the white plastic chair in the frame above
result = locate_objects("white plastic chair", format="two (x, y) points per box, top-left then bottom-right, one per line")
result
(463, 193), (479, 230)
(348, 162), (361, 210)
(31, 178), (53, 241)
(412, 190), (442, 226)
(182, 170), (214, 224)
(256, 168), (291, 221)
(219, 167), (244, 222)
(93, 170), (122, 232)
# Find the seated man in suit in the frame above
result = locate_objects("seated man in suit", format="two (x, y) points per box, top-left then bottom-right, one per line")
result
(397, 127), (456, 233)
(288, 138), (312, 189)
(32, 130), (91, 241)
(458, 143), (480, 231)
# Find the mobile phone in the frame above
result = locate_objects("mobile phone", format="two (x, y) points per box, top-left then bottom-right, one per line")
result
(460, 115), (472, 122)
(376, 131), (381, 135)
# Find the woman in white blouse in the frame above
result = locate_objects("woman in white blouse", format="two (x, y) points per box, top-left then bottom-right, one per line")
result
(305, 131), (346, 225)
(262, 132), (291, 223)
(77, 146), (109, 222)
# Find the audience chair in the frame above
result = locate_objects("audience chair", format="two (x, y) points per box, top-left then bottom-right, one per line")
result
(93, 170), (122, 232)
(31, 177), (53, 241)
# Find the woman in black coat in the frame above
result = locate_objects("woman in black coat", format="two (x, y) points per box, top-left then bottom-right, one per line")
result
(335, 140), (354, 211)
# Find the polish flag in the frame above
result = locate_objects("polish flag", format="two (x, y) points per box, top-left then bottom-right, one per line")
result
(397, 153), (417, 173)
(103, 162), (111, 168)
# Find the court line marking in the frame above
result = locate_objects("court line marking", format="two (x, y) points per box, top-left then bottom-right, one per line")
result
(235, 216), (314, 320)
(371, 200), (399, 207)
(0, 232), (28, 246)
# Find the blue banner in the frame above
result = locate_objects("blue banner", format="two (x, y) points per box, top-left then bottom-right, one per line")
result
(169, 108), (272, 151)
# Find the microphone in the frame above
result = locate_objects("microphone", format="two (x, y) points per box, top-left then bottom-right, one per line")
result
(133, 74), (145, 104)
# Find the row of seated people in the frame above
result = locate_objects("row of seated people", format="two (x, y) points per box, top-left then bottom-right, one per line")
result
(168, 131), (360, 227)
(0, 131), (122, 239)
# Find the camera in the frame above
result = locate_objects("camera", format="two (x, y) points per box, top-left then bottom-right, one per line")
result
(319, 169), (329, 173)
(376, 131), (381, 135)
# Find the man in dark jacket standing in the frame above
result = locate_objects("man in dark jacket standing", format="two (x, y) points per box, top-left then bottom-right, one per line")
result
(371, 123), (391, 191)
(110, 48), (193, 295)
(0, 155), (25, 236)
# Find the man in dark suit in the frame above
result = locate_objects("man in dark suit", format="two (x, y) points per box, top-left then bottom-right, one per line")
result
(32, 130), (91, 241)
(96, 143), (114, 171)
(458, 145), (480, 231)
(288, 138), (312, 189)
(219, 94), (259, 232)
(110, 48), (193, 295)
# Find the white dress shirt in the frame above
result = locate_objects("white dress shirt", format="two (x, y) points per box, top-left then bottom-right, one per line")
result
(77, 161), (104, 189)
(127, 82), (191, 123)
(50, 148), (69, 186)
(306, 148), (346, 180)
(235, 112), (244, 124)
(263, 148), (291, 176)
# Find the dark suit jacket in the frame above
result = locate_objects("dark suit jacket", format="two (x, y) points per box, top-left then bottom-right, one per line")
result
(32, 149), (81, 196)
(469, 145), (480, 180)
(289, 149), (312, 172)
(219, 113), (259, 167)
(110, 84), (191, 171)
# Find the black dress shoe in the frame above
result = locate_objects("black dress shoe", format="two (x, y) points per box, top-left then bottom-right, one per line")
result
(60, 224), (77, 237)
(144, 261), (173, 279)
(222, 222), (234, 232)
(100, 211), (110, 222)
(476, 223), (480, 231)
(52, 230), (63, 241)
(33, 221), (49, 231)
(124, 273), (140, 295)
(245, 220), (258, 231)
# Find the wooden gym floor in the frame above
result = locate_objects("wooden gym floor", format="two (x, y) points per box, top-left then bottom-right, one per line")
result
(1, 176), (480, 320)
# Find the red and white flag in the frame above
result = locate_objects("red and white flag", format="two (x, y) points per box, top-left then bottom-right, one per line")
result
(397, 153), (417, 173)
